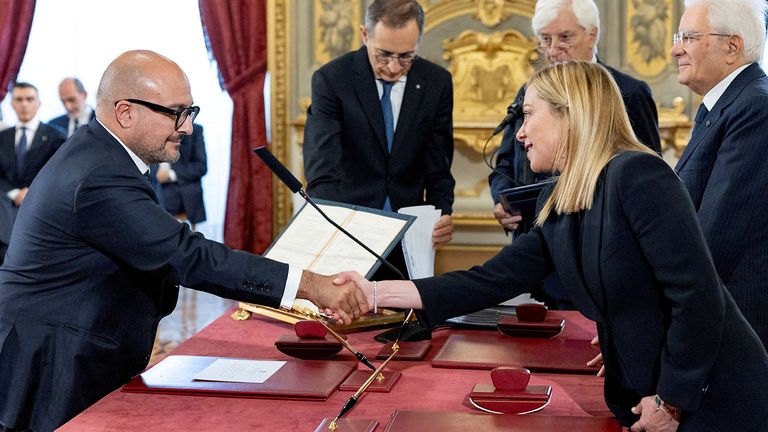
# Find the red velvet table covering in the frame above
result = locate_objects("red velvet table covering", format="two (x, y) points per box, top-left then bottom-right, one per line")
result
(60, 310), (612, 431)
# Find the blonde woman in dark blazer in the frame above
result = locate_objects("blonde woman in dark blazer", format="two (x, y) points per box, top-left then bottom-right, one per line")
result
(338, 61), (768, 431)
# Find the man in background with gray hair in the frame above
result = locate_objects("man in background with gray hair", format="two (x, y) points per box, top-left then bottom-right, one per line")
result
(671, 0), (768, 349)
(489, 0), (660, 309)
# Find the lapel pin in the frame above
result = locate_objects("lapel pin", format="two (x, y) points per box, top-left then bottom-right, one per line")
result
(705, 120), (711, 127)
(416, 84), (421, 89)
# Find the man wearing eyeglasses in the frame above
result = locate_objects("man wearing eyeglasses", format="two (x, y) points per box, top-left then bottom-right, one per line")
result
(0, 50), (368, 432)
(303, 0), (456, 273)
(670, 0), (768, 350)
(487, 0), (661, 310)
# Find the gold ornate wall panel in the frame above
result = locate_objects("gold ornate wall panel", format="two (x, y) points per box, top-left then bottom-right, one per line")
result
(444, 30), (536, 139)
(268, 0), (293, 232)
(423, 0), (535, 32)
(625, 0), (674, 78)
(314, 0), (361, 64)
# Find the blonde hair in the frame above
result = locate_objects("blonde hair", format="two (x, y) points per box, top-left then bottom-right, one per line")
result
(534, 61), (656, 225)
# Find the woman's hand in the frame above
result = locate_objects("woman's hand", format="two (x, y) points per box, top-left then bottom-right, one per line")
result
(630, 396), (680, 432)
(586, 335), (605, 377)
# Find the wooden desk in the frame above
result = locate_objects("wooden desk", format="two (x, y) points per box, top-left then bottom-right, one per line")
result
(60, 310), (613, 431)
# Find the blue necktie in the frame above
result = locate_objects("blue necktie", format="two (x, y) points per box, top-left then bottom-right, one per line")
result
(693, 103), (708, 134)
(380, 81), (394, 211)
(16, 126), (28, 176)
(381, 81), (394, 152)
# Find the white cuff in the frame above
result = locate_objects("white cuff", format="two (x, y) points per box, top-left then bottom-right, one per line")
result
(280, 265), (302, 308)
(7, 188), (20, 201)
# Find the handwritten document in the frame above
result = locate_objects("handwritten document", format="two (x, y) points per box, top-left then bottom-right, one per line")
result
(193, 359), (286, 384)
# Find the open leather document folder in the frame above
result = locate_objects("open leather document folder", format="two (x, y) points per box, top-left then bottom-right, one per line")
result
(239, 199), (414, 326)
(497, 179), (556, 234)
(382, 410), (622, 432)
(431, 333), (601, 374)
(122, 355), (356, 400)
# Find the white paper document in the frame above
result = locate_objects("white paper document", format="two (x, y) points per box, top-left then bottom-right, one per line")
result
(193, 359), (286, 384)
(398, 205), (442, 279)
(265, 202), (411, 277)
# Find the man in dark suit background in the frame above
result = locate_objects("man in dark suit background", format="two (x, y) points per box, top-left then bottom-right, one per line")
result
(153, 123), (207, 225)
(0, 50), (367, 432)
(671, 0), (768, 348)
(0, 82), (66, 208)
(49, 77), (95, 138)
(487, 0), (661, 309)
(303, 0), (455, 255)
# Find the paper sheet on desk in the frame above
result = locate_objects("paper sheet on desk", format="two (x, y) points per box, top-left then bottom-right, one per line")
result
(193, 359), (286, 384)
(398, 205), (441, 279)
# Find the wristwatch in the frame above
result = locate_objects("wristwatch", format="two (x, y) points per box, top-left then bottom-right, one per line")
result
(655, 395), (682, 422)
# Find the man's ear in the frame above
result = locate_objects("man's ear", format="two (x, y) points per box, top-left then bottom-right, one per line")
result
(359, 24), (368, 45)
(725, 34), (744, 64)
(114, 100), (135, 128)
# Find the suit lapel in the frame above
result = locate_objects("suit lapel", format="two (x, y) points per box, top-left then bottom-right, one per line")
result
(676, 63), (765, 170)
(352, 47), (389, 155)
(0, 130), (17, 175)
(391, 62), (424, 155)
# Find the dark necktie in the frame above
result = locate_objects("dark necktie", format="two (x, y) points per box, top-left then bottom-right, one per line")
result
(380, 81), (395, 211)
(71, 119), (79, 137)
(381, 81), (395, 152)
(16, 126), (28, 175)
(693, 103), (709, 134)
(144, 170), (152, 183)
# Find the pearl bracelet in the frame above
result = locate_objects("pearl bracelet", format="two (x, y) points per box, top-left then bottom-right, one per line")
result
(373, 281), (378, 315)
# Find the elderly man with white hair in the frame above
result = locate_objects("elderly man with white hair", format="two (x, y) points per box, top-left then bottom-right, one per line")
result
(488, 0), (661, 310)
(672, 0), (768, 350)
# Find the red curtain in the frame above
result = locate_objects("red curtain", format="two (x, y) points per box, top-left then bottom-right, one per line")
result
(199, 0), (272, 253)
(0, 0), (35, 103)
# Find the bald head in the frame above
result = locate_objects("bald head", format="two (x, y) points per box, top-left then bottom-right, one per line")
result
(96, 50), (194, 164)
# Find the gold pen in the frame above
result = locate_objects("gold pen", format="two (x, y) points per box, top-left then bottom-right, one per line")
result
(327, 345), (399, 430)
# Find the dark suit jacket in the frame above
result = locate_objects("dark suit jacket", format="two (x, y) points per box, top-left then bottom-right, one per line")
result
(0, 123), (66, 193)
(0, 120), (289, 431)
(489, 62), (661, 199)
(304, 46), (455, 214)
(675, 63), (768, 348)
(416, 152), (768, 430)
(49, 109), (95, 136)
(157, 124), (207, 223)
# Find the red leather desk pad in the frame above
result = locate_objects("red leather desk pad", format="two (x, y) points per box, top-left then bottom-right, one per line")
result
(122, 355), (356, 400)
(383, 410), (622, 431)
(432, 333), (600, 373)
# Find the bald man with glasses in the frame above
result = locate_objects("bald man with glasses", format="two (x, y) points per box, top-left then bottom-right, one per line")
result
(0, 50), (368, 432)
(303, 0), (456, 273)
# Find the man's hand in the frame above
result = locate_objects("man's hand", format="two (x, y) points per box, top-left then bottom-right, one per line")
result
(155, 169), (171, 184)
(334, 271), (374, 310)
(432, 214), (453, 247)
(630, 396), (680, 432)
(586, 335), (605, 377)
(14, 188), (28, 206)
(493, 203), (523, 231)
(297, 270), (368, 325)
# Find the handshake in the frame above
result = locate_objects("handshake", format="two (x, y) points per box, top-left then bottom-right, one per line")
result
(297, 270), (421, 325)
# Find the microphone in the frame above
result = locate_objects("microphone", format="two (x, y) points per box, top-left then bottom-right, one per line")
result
(252, 146), (405, 281)
(253, 147), (303, 193)
(491, 101), (523, 136)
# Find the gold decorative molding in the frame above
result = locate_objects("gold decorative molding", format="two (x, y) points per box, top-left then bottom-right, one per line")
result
(314, 0), (361, 65)
(475, 0), (510, 27)
(423, 0), (535, 33)
(625, 0), (673, 77)
(658, 96), (692, 157)
(443, 30), (536, 153)
(268, 0), (293, 234)
(455, 177), (489, 198)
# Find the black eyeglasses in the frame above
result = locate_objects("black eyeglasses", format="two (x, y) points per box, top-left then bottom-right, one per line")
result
(117, 98), (200, 129)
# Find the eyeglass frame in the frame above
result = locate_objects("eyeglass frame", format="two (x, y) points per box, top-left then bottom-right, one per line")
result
(372, 48), (418, 67)
(672, 31), (732, 46)
(536, 30), (583, 53)
(116, 98), (200, 129)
